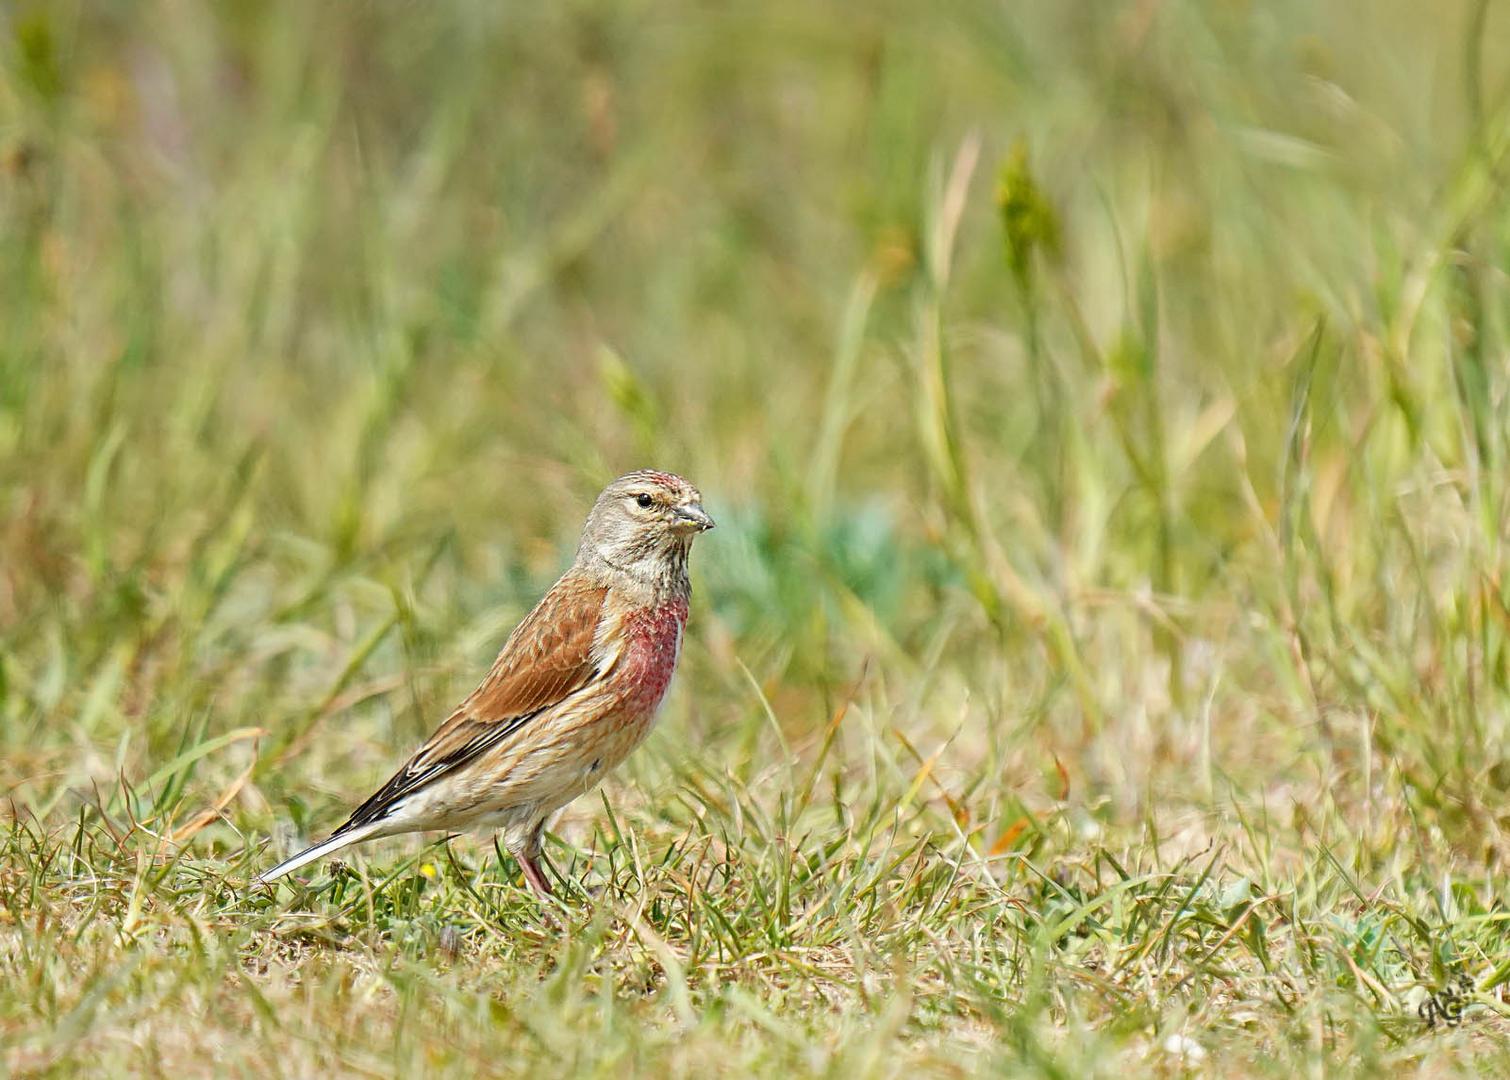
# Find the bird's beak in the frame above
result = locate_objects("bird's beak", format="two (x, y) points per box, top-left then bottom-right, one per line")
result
(673, 503), (715, 532)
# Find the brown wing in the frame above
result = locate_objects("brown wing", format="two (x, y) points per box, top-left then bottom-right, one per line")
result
(336, 575), (608, 832)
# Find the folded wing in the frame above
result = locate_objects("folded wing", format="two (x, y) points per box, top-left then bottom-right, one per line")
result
(335, 575), (609, 834)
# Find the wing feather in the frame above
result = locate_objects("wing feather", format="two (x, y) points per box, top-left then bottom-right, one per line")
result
(335, 575), (608, 832)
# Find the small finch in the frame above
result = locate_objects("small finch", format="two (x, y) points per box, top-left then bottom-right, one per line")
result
(256, 470), (714, 897)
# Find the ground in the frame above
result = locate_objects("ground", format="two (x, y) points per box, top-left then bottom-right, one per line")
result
(3, 1), (1510, 1076)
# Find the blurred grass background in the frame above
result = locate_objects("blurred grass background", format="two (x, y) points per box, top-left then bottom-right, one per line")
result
(6, 0), (1510, 1075)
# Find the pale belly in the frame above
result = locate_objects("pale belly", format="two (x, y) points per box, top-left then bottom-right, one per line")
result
(425, 600), (688, 830)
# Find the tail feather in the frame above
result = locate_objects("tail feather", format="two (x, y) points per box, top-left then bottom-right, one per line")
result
(255, 820), (387, 884)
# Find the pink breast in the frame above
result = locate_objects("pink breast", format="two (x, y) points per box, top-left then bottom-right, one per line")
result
(621, 597), (689, 713)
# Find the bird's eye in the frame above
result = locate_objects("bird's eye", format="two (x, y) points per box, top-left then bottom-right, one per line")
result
(635, 493), (655, 509)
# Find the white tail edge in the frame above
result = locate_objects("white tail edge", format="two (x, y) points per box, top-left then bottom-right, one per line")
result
(254, 821), (386, 884)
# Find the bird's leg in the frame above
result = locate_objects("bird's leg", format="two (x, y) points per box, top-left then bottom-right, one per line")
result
(519, 853), (553, 899)
(513, 820), (553, 900)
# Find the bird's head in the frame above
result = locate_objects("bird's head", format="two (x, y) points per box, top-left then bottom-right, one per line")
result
(576, 469), (713, 586)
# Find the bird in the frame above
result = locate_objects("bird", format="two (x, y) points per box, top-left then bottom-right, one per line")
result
(256, 469), (714, 898)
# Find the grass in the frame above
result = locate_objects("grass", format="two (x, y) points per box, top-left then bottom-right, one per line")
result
(4, 0), (1510, 1074)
